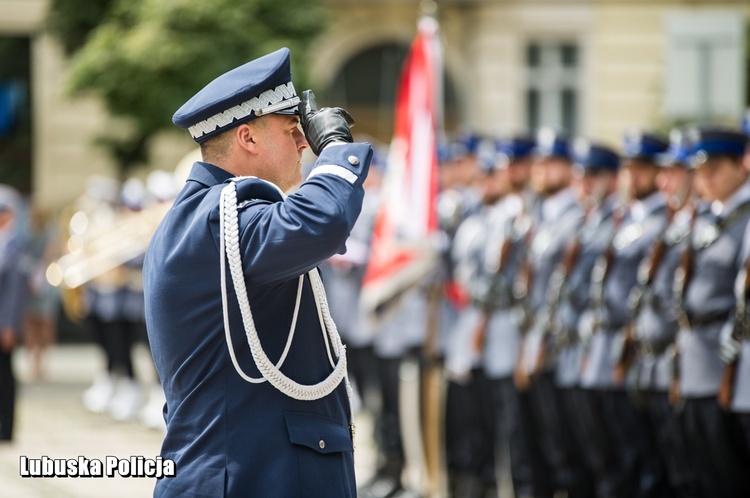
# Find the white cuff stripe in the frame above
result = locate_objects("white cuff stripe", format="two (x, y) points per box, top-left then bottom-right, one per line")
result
(307, 165), (358, 185)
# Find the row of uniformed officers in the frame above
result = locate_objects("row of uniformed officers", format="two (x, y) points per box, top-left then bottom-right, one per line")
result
(323, 124), (750, 498)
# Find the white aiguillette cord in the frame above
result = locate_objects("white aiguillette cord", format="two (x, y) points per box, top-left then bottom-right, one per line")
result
(219, 178), (351, 401)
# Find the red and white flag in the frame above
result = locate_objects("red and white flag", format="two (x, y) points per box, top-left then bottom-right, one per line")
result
(361, 16), (442, 316)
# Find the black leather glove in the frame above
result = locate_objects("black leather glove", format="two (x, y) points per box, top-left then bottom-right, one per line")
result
(299, 90), (354, 156)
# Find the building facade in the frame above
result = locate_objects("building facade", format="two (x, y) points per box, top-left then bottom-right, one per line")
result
(0, 0), (748, 209)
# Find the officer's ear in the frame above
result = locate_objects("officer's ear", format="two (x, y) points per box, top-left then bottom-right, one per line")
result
(235, 122), (261, 155)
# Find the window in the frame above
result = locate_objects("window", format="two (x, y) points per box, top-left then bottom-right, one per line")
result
(0, 37), (32, 193)
(665, 11), (746, 122)
(525, 42), (580, 136)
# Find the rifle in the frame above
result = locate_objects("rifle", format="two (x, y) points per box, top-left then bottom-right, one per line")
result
(613, 189), (688, 383)
(532, 183), (608, 375)
(670, 200), (699, 406)
(472, 195), (531, 354)
(718, 254), (750, 410)
(585, 204), (625, 343)
(471, 224), (515, 354)
(511, 200), (537, 391)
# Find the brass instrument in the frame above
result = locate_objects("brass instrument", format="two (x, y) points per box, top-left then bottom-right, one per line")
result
(46, 148), (199, 319)
(46, 200), (172, 290)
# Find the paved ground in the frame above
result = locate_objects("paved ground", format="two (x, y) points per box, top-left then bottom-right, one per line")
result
(0, 344), (382, 498)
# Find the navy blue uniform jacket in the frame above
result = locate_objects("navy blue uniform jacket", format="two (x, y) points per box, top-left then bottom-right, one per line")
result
(144, 143), (372, 498)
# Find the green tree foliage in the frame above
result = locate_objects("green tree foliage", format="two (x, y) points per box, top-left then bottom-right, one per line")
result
(47, 0), (326, 174)
(46, 0), (115, 56)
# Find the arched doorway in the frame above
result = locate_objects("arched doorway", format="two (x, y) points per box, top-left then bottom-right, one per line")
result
(327, 42), (459, 144)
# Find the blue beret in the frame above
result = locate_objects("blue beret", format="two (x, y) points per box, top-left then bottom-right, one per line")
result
(574, 139), (620, 173)
(688, 126), (748, 167)
(173, 47), (300, 144)
(459, 133), (483, 156)
(438, 139), (469, 164)
(622, 130), (669, 161)
(656, 129), (691, 168)
(498, 136), (535, 161)
(534, 128), (572, 161)
(476, 137), (499, 173)
(484, 136), (535, 173)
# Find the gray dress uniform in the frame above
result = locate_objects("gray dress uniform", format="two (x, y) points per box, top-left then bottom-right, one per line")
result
(448, 194), (523, 380)
(633, 207), (691, 392)
(519, 187), (589, 497)
(630, 206), (697, 495)
(680, 182), (750, 496)
(478, 195), (525, 380)
(555, 197), (618, 388)
(682, 185), (750, 396)
(581, 191), (670, 498)
(443, 134), (537, 498)
(520, 188), (583, 376)
(444, 201), (501, 494)
(580, 192), (668, 389)
(447, 191), (530, 497)
(556, 195), (621, 494)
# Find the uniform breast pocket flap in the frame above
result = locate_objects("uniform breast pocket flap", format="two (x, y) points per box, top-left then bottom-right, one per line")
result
(284, 411), (353, 454)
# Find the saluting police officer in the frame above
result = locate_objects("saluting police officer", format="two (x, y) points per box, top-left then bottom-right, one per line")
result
(514, 129), (588, 498)
(579, 131), (671, 497)
(677, 127), (750, 497)
(447, 135), (534, 498)
(144, 48), (373, 498)
(555, 141), (621, 498)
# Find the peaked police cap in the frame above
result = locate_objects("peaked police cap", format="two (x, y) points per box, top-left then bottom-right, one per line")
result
(173, 48), (300, 144)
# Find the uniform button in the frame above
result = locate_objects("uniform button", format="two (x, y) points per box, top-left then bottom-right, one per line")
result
(347, 155), (360, 166)
(319, 440), (326, 449)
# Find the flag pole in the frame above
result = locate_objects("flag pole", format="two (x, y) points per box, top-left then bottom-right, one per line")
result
(415, 4), (445, 497)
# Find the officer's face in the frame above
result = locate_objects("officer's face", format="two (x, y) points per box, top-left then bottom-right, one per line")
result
(456, 156), (480, 187)
(507, 159), (531, 192)
(480, 168), (510, 204)
(0, 210), (12, 230)
(656, 165), (691, 201)
(696, 156), (747, 203)
(623, 159), (659, 200)
(531, 157), (572, 196)
(253, 114), (309, 191)
(578, 171), (612, 204)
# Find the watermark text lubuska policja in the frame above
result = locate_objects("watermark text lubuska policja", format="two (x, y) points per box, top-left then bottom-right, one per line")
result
(19, 455), (176, 478)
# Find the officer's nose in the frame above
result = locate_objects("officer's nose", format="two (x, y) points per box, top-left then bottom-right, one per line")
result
(294, 126), (309, 151)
